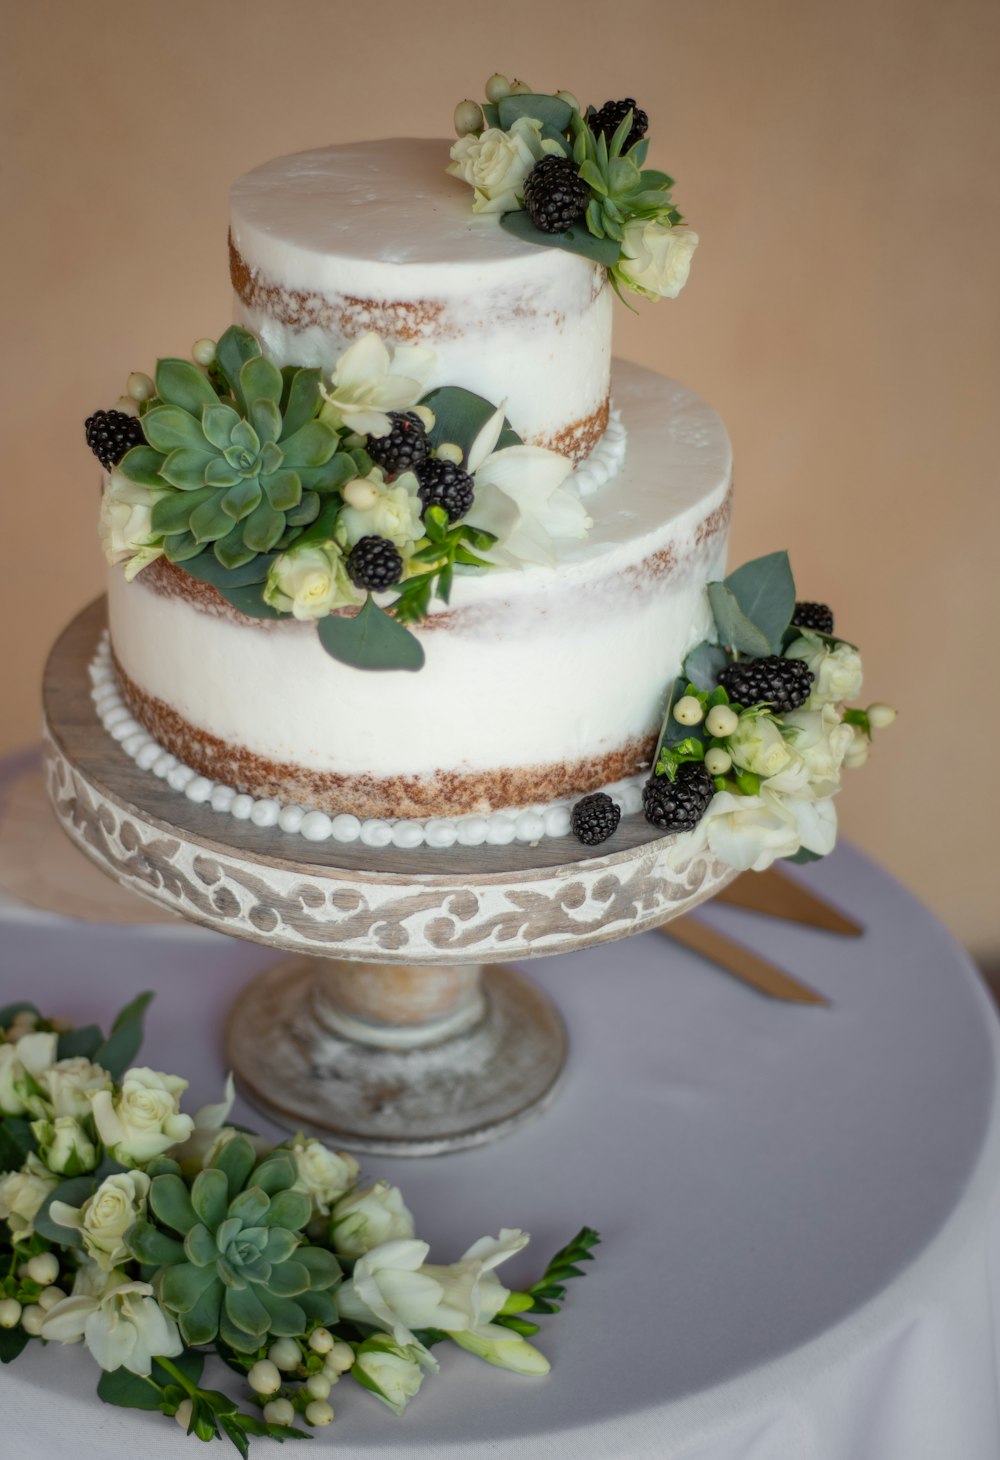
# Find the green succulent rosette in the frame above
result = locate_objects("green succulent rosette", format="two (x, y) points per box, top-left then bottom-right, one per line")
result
(118, 327), (360, 570)
(126, 1137), (341, 1353)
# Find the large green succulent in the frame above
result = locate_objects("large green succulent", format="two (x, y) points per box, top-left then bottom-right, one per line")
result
(572, 109), (681, 244)
(126, 1137), (341, 1354)
(119, 327), (359, 570)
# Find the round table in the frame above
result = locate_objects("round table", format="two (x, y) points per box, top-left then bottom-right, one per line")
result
(3, 792), (999, 1459)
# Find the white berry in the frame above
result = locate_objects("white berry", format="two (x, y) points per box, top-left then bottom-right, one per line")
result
(263, 1399), (295, 1427)
(37, 1286), (66, 1312)
(867, 702), (897, 730)
(704, 748), (732, 776)
(248, 1359), (282, 1396)
(508, 78), (533, 94)
(305, 1373), (331, 1401)
(325, 1340), (355, 1373)
(0, 1299), (22, 1328)
(127, 371), (155, 401)
(268, 1337), (301, 1371)
(485, 73), (512, 103)
(308, 1327), (334, 1354)
(436, 441), (464, 465)
(174, 1399), (193, 1430)
(673, 695), (704, 727)
(454, 100), (484, 136)
(342, 479), (378, 511)
(192, 338), (216, 366)
(555, 90), (580, 111)
(20, 1304), (45, 1336)
(305, 1399), (334, 1426)
(706, 705), (739, 738)
(27, 1253), (59, 1286)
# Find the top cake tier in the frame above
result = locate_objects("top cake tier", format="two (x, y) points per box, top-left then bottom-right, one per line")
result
(229, 138), (612, 462)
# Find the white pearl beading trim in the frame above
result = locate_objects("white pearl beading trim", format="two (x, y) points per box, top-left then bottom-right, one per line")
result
(572, 406), (626, 498)
(89, 634), (645, 851)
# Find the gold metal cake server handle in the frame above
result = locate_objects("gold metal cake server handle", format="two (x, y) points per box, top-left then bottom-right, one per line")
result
(714, 866), (864, 937)
(656, 917), (829, 1006)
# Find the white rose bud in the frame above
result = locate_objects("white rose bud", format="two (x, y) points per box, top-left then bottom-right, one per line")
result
(0, 1154), (58, 1239)
(32, 1115), (98, 1176)
(90, 1067), (194, 1168)
(263, 541), (359, 621)
(0, 1031), (57, 1115)
(618, 220), (698, 300)
(290, 1138), (359, 1217)
(352, 1335), (425, 1416)
(330, 1181), (416, 1259)
(43, 1057), (112, 1121)
(49, 1170), (151, 1271)
(98, 470), (168, 581)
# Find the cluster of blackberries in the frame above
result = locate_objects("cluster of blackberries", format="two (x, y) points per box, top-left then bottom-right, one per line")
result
(366, 411), (475, 526)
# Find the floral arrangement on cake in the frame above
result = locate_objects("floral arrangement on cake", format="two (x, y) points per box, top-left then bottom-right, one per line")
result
(88, 326), (592, 672)
(448, 74), (697, 303)
(0, 995), (598, 1453)
(568, 552), (896, 867)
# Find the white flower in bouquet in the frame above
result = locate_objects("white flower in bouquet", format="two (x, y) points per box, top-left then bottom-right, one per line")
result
(263, 541), (360, 621)
(781, 705), (855, 798)
(50, 1169), (151, 1271)
(90, 1066), (194, 1167)
(464, 403), (592, 568)
(447, 117), (564, 214)
(784, 793), (839, 857)
(41, 1277), (182, 1378)
(290, 1137), (359, 1217)
(785, 632), (864, 710)
(319, 333), (435, 437)
(728, 712), (796, 782)
(336, 471), (425, 556)
(702, 789), (802, 872)
(98, 468), (168, 581)
(0, 1030), (58, 1115)
(31, 1115), (98, 1176)
(337, 1228), (531, 1353)
(41, 1057), (112, 1122)
(0, 1153), (58, 1239)
(330, 1180), (415, 1259)
(352, 1334), (427, 1416)
(617, 219), (698, 300)
(451, 1323), (551, 1375)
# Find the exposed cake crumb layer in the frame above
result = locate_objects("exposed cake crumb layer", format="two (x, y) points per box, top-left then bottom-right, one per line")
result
(229, 139), (612, 457)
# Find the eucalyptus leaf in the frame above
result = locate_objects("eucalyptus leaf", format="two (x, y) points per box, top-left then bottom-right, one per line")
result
(706, 582), (773, 657)
(500, 207), (621, 266)
(56, 1024), (103, 1061)
(94, 991), (154, 1079)
(723, 551), (796, 653)
(155, 359), (218, 415)
(0, 1119), (36, 1173)
(497, 93), (573, 133)
(481, 101), (500, 128)
(683, 640), (731, 692)
(0, 1001), (40, 1025)
(181, 551), (275, 590)
(317, 597), (425, 672)
(35, 1174), (98, 1246)
(421, 385), (520, 458)
(784, 847), (826, 864)
(0, 1326), (29, 1364)
(214, 582), (283, 620)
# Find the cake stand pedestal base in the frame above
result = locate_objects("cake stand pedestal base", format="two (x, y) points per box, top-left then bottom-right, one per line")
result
(226, 957), (566, 1156)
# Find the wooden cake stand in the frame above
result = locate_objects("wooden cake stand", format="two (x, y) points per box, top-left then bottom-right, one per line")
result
(42, 599), (737, 1156)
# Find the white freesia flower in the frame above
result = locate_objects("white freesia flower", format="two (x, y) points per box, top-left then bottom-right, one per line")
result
(451, 1323), (551, 1375)
(447, 118), (563, 214)
(290, 1138), (359, 1218)
(785, 633), (864, 709)
(617, 220), (698, 300)
(702, 789), (802, 872)
(336, 471), (425, 555)
(0, 1031), (58, 1116)
(337, 1228), (530, 1355)
(263, 541), (360, 621)
(98, 468), (168, 581)
(330, 1181), (415, 1259)
(781, 705), (854, 798)
(41, 1057), (112, 1121)
(41, 1278), (182, 1377)
(0, 1153), (58, 1238)
(728, 713), (795, 781)
(90, 1067), (194, 1168)
(50, 1169), (151, 1271)
(319, 333), (435, 437)
(31, 1116), (98, 1176)
(353, 1334), (427, 1415)
(465, 403), (592, 567)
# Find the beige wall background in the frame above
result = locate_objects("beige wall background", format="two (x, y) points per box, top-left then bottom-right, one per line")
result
(2, 0), (998, 956)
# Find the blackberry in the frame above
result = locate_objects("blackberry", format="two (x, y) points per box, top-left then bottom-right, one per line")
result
(589, 97), (649, 152)
(642, 762), (715, 834)
(571, 792), (621, 847)
(717, 656), (814, 714)
(346, 535), (403, 592)
(366, 411), (430, 476)
(84, 408), (145, 470)
(415, 458), (475, 523)
(523, 156), (590, 234)
(791, 601), (835, 635)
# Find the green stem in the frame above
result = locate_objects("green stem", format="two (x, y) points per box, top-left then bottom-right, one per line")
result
(155, 1355), (198, 1398)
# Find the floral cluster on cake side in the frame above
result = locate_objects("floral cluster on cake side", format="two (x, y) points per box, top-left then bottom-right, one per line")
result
(0, 995), (598, 1451)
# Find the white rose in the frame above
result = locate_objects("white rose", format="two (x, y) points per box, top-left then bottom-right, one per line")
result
(352, 1334), (426, 1416)
(782, 706), (854, 798)
(290, 1138), (359, 1217)
(42, 1278), (182, 1377)
(330, 1182), (416, 1260)
(90, 1067), (194, 1168)
(263, 542), (360, 621)
(785, 633), (864, 709)
(618, 220), (698, 300)
(728, 713), (795, 780)
(336, 472), (425, 555)
(98, 468), (167, 581)
(447, 118), (562, 214)
(0, 1031), (58, 1115)
(42, 1058), (113, 1121)
(703, 789), (802, 872)
(31, 1115), (98, 1176)
(0, 1153), (58, 1239)
(50, 1170), (151, 1271)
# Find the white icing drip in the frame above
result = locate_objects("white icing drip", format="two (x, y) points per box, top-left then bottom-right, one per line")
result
(89, 634), (647, 851)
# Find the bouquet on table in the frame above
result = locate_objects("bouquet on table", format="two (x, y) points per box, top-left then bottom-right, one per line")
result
(0, 995), (597, 1453)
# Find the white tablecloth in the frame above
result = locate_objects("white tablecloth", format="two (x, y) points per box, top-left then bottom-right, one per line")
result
(3, 831), (999, 1459)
